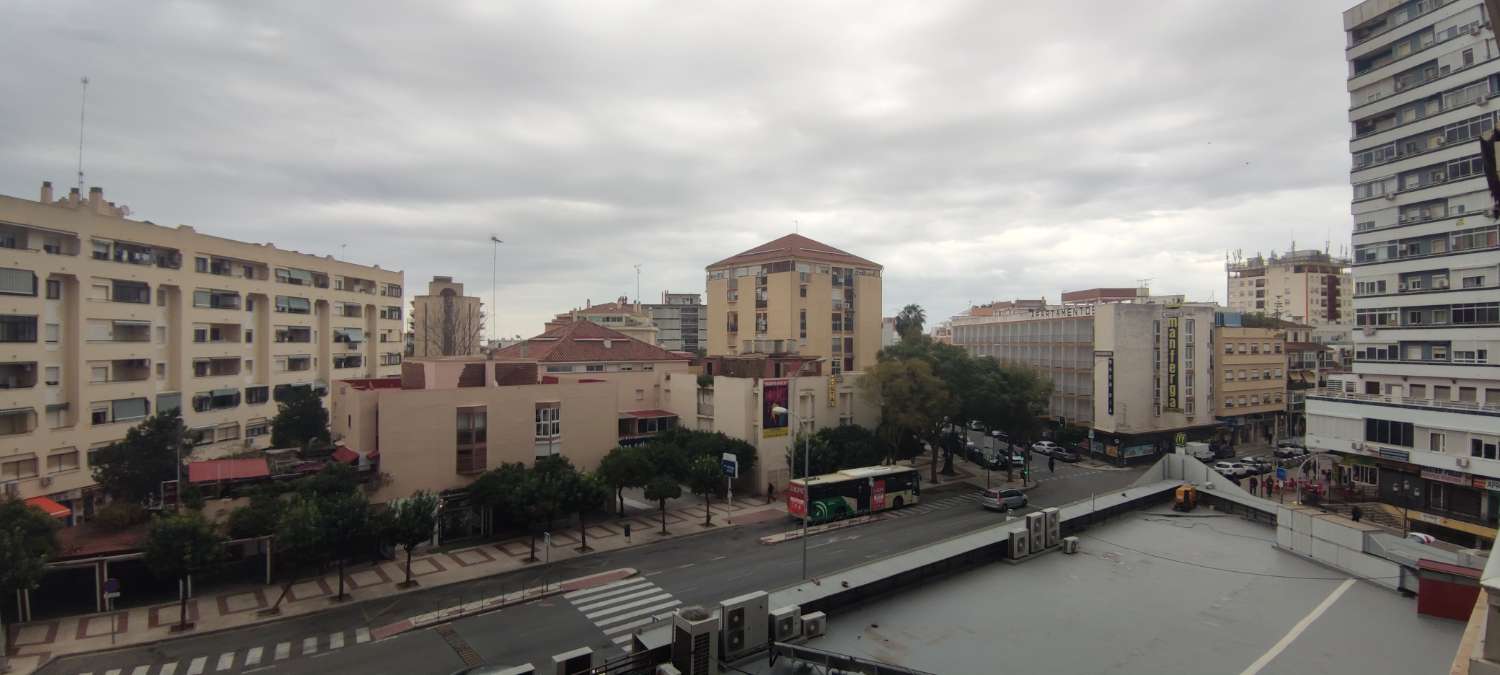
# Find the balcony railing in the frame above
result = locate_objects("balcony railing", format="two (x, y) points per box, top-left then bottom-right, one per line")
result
(1307, 387), (1500, 414)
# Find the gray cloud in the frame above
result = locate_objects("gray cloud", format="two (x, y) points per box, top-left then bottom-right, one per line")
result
(0, 0), (1355, 336)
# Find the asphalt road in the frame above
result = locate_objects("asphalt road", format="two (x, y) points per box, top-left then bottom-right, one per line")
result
(42, 460), (1144, 675)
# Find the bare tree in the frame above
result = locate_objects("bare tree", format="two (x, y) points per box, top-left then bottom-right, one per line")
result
(412, 290), (484, 356)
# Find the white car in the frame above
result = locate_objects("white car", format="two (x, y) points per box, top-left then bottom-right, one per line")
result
(1032, 441), (1060, 456)
(1213, 461), (1250, 478)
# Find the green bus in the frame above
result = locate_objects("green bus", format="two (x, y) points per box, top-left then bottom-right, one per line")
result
(786, 465), (921, 524)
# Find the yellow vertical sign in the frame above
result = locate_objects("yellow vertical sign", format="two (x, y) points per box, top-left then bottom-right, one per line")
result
(1166, 316), (1180, 411)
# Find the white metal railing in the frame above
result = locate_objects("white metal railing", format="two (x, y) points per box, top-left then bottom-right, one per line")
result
(1307, 387), (1500, 414)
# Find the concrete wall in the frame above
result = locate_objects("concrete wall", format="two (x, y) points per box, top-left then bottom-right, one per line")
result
(1276, 504), (1401, 591)
(1092, 303), (1216, 436)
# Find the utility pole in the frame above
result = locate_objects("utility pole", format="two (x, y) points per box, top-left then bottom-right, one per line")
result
(77, 76), (89, 191)
(490, 236), (503, 345)
(634, 264), (642, 305)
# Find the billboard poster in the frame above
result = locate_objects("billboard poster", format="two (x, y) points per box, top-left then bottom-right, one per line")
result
(872, 479), (886, 510)
(763, 379), (790, 437)
(786, 481), (807, 517)
(1166, 316), (1180, 411)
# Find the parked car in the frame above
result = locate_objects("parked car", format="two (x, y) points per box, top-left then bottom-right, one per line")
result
(1007, 449), (1028, 467)
(980, 487), (1028, 511)
(1213, 461), (1251, 478)
(1050, 447), (1081, 462)
(1274, 445), (1310, 459)
(1032, 441), (1061, 456)
(1240, 456), (1274, 474)
(968, 420), (985, 431)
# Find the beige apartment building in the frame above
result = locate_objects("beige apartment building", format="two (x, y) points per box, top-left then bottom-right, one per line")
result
(409, 276), (483, 357)
(705, 234), (882, 374)
(1226, 249), (1353, 326)
(333, 321), (691, 501)
(1214, 326), (1288, 443)
(0, 182), (404, 518)
(546, 297), (659, 347)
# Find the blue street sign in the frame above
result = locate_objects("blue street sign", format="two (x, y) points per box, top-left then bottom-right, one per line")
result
(1275, 467), (1287, 481)
(721, 452), (739, 479)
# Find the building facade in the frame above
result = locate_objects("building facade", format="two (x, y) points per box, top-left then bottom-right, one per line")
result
(409, 276), (483, 358)
(643, 291), (707, 353)
(950, 303), (1097, 427)
(705, 234), (882, 374)
(0, 182), (405, 517)
(1214, 324), (1289, 443)
(1226, 250), (1353, 326)
(1304, 0), (1500, 544)
(546, 297), (658, 346)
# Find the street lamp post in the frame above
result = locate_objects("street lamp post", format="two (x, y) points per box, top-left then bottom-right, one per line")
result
(772, 403), (809, 579)
(489, 236), (503, 346)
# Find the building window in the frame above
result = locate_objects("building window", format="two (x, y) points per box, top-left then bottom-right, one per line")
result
(1364, 418), (1414, 447)
(246, 386), (269, 405)
(0, 455), (38, 480)
(1473, 438), (1499, 460)
(535, 403), (561, 440)
(456, 406), (488, 474)
(1351, 465), (1378, 485)
(44, 278), (62, 300)
(800, 310), (807, 339)
(46, 448), (78, 474)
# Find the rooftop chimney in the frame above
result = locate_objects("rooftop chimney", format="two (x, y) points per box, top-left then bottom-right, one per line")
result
(40, 181), (52, 203)
(88, 187), (103, 213)
(67, 187), (80, 207)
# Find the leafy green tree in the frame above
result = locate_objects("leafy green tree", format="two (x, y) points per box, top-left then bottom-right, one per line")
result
(643, 477), (681, 535)
(90, 410), (185, 504)
(268, 494), (326, 613)
(226, 483), (286, 540)
(143, 511), (225, 629)
(859, 358), (955, 484)
(687, 455), (723, 527)
(93, 502), (150, 531)
(0, 499), (59, 670)
(894, 304), (927, 342)
(595, 446), (653, 516)
(322, 491), (371, 600)
(532, 455), (576, 533)
(567, 474), (609, 552)
(385, 491), (438, 587)
(788, 425), (892, 478)
(270, 386), (331, 450)
(469, 462), (527, 534)
(179, 483), (206, 512)
(296, 462), (360, 499)
(641, 440), (689, 483)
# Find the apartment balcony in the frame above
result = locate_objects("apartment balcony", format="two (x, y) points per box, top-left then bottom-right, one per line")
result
(193, 323), (243, 344)
(280, 356), (314, 373)
(274, 327), (314, 344)
(99, 241), (181, 270)
(0, 407), (36, 436)
(192, 290), (241, 311)
(91, 358), (150, 384)
(0, 362), (36, 389)
(336, 304), (364, 319)
(192, 357), (242, 378)
(1308, 386), (1500, 415)
(87, 320), (151, 344)
(275, 268), (330, 288)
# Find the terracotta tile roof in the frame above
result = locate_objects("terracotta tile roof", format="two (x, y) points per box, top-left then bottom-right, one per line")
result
(187, 458), (271, 483)
(491, 320), (690, 363)
(706, 233), (880, 270)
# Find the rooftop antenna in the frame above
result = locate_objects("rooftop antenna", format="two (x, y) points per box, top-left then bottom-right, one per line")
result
(634, 264), (641, 305)
(794, 220), (800, 234)
(76, 76), (89, 191)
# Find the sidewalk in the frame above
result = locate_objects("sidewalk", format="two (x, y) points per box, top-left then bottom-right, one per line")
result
(3, 494), (789, 675)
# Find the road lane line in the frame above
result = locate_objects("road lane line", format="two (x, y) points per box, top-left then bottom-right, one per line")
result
(329, 632), (344, 649)
(583, 593), (674, 620)
(302, 636), (318, 655)
(185, 657), (207, 675)
(355, 627), (371, 643)
(600, 615), (660, 635)
(576, 586), (663, 612)
(1239, 578), (1354, 675)
(159, 663), (178, 675)
(244, 646), (263, 666)
(570, 581), (652, 606)
(104, 670), (121, 675)
(215, 652), (234, 671)
(130, 667), (149, 675)
(594, 600), (682, 627)
(274, 642), (291, 660)
(563, 578), (642, 599)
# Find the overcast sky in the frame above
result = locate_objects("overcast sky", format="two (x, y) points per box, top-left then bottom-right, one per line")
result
(0, 0), (1356, 338)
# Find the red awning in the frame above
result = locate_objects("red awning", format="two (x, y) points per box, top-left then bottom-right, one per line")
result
(332, 445), (359, 464)
(187, 458), (271, 484)
(25, 496), (70, 519)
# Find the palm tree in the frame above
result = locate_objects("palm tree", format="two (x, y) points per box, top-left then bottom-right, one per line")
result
(894, 304), (927, 342)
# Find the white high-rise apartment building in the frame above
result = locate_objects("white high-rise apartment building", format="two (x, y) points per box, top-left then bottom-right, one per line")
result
(0, 182), (405, 520)
(1305, 0), (1500, 544)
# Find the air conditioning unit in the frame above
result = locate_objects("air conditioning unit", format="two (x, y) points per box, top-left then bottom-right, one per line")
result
(550, 647), (592, 675)
(671, 607), (720, 675)
(1395, 80), (1407, 91)
(1436, 278), (1450, 289)
(1458, 457), (1471, 467)
(1479, 93), (1491, 105)
(1043, 507), (1061, 548)
(770, 605), (802, 642)
(1062, 536), (1080, 554)
(1472, 23), (1483, 35)
(1398, 215), (1409, 223)
(1027, 511), (1046, 552)
(1436, 136), (1446, 144)
(801, 612), (827, 639)
(1362, 326), (1377, 336)
(1384, 193), (1398, 200)
(38, 476), (52, 488)
(1008, 526), (1030, 559)
(719, 591), (768, 660)
(1398, 283), (1409, 291)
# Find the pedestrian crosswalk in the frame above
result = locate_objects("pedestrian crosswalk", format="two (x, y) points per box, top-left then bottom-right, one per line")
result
(74, 626), (373, 675)
(565, 577), (682, 649)
(882, 491), (981, 518)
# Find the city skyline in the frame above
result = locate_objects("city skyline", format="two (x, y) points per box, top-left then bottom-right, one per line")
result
(0, 0), (1358, 338)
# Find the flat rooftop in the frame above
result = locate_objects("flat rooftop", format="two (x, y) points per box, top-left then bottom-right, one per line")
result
(751, 506), (1463, 675)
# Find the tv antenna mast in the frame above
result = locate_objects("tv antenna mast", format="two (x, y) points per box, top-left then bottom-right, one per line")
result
(77, 76), (90, 191)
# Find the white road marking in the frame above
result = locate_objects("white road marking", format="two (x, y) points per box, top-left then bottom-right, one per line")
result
(104, 670), (121, 675)
(563, 577), (641, 599)
(594, 600), (682, 627)
(160, 663), (178, 675)
(130, 667), (149, 675)
(600, 615), (660, 635)
(1239, 578), (1355, 675)
(302, 636), (318, 655)
(329, 632), (344, 649)
(570, 580), (652, 605)
(583, 593), (675, 620)
(274, 642), (291, 660)
(244, 646), (263, 666)
(215, 652), (234, 671)
(576, 586), (663, 612)
(355, 627), (371, 644)
(186, 657), (207, 675)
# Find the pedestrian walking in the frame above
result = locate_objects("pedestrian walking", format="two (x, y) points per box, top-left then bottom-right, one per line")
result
(766, 482), (775, 504)
(1048, 456), (1055, 474)
(1249, 476), (1258, 495)
(1351, 505), (1363, 523)
(624, 522), (632, 543)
